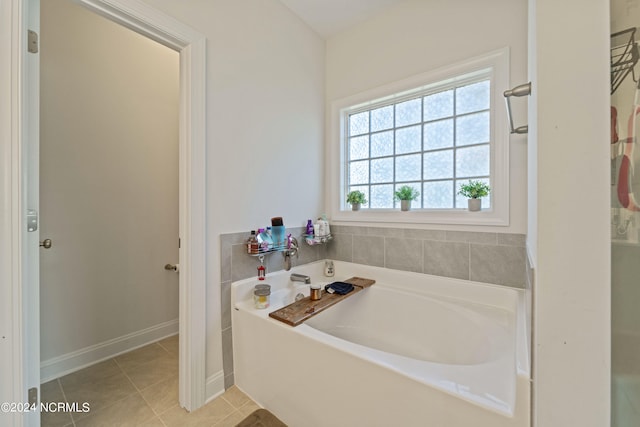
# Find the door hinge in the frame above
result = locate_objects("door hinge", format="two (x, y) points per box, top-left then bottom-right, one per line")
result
(27, 30), (38, 53)
(28, 387), (38, 406)
(26, 209), (38, 232)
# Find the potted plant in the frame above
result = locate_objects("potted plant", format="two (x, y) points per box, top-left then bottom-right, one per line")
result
(394, 185), (420, 211)
(346, 190), (367, 211)
(457, 180), (490, 212)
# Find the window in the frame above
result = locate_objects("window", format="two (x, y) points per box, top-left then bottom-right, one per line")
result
(347, 78), (492, 210)
(329, 49), (509, 226)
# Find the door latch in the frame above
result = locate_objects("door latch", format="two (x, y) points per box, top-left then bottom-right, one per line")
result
(27, 30), (38, 54)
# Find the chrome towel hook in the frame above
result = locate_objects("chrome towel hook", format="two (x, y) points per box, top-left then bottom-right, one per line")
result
(504, 82), (531, 134)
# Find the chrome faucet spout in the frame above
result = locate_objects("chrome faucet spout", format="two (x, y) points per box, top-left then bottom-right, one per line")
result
(290, 273), (311, 284)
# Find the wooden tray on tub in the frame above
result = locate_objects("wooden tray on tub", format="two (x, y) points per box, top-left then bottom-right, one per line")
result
(268, 277), (375, 327)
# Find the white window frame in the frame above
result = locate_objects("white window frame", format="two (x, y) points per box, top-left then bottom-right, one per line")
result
(328, 48), (510, 226)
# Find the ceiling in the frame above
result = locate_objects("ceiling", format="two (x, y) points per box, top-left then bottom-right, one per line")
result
(278, 0), (407, 38)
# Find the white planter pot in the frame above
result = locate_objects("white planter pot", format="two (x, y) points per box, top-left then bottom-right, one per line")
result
(468, 198), (481, 212)
(400, 200), (411, 211)
(351, 203), (361, 211)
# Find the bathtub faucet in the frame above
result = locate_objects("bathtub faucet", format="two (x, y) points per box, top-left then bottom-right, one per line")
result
(290, 273), (311, 284)
(283, 236), (299, 271)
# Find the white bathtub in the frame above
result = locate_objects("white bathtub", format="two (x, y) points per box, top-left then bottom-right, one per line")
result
(232, 260), (530, 427)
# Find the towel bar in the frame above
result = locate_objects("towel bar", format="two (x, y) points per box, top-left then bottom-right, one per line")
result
(504, 82), (531, 134)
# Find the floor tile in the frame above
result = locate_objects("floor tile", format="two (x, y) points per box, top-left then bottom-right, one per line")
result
(40, 380), (73, 427)
(214, 410), (246, 427)
(160, 396), (235, 427)
(238, 400), (261, 417)
(45, 341), (260, 426)
(115, 344), (169, 372)
(122, 352), (178, 390)
(41, 379), (65, 401)
(158, 334), (179, 356)
(64, 371), (138, 421)
(138, 416), (167, 426)
(74, 393), (156, 427)
(59, 359), (122, 388)
(140, 375), (179, 414)
(221, 386), (250, 409)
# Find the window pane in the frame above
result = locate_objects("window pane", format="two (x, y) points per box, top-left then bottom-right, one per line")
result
(395, 98), (422, 127)
(396, 125), (421, 154)
(456, 111), (490, 146)
(395, 154), (421, 182)
(371, 131), (394, 157)
(342, 72), (496, 213)
(349, 111), (369, 136)
(456, 145), (490, 177)
(371, 158), (393, 184)
(371, 105), (394, 132)
(456, 80), (490, 115)
(424, 89), (453, 121)
(455, 178), (491, 209)
(424, 181), (453, 209)
(424, 119), (453, 150)
(349, 185), (369, 208)
(349, 135), (369, 160)
(370, 184), (393, 208)
(349, 160), (369, 185)
(424, 150), (453, 180)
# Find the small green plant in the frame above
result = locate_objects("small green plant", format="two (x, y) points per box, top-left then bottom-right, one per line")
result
(457, 180), (491, 199)
(394, 185), (420, 201)
(346, 190), (367, 205)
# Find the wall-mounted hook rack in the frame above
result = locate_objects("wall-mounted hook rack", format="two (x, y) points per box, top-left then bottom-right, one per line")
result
(504, 82), (531, 134)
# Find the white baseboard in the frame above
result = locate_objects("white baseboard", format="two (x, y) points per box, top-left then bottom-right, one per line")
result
(205, 371), (225, 404)
(40, 319), (179, 383)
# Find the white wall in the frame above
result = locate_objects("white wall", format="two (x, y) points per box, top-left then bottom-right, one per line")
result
(528, 0), (611, 425)
(325, 0), (528, 233)
(136, 0), (326, 384)
(40, 0), (179, 370)
(0, 0), (618, 422)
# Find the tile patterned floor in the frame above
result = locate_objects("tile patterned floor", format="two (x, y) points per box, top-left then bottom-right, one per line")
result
(41, 335), (259, 427)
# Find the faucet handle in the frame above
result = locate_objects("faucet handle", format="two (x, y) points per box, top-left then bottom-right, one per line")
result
(287, 236), (299, 258)
(287, 236), (298, 249)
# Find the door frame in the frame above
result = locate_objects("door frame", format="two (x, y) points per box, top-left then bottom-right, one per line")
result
(1, 2), (33, 425)
(2, 0), (208, 418)
(76, 0), (208, 411)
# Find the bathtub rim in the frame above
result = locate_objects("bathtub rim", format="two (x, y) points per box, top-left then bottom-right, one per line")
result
(231, 259), (530, 379)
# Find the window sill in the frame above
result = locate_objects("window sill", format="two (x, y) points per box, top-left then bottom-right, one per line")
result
(331, 208), (509, 227)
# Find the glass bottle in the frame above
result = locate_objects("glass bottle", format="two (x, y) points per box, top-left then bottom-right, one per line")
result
(247, 230), (259, 254)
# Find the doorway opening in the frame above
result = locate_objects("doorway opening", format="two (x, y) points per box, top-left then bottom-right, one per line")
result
(39, 0), (180, 422)
(33, 0), (207, 413)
